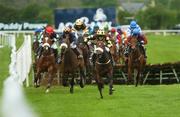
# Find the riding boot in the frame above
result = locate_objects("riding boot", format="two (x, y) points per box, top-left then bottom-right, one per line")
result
(72, 48), (83, 58)
(37, 46), (43, 59)
(140, 45), (147, 58)
(143, 47), (147, 58)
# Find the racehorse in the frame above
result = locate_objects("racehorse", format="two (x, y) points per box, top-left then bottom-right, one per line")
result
(77, 34), (92, 82)
(32, 40), (39, 54)
(58, 33), (86, 93)
(34, 33), (57, 92)
(109, 43), (120, 64)
(109, 39), (125, 64)
(127, 36), (146, 86)
(94, 40), (114, 99)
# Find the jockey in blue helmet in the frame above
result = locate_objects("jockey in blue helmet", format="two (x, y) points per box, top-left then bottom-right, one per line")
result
(33, 28), (43, 42)
(127, 20), (142, 37)
(124, 27), (148, 60)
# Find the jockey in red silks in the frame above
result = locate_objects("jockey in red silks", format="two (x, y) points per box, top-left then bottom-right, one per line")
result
(116, 26), (127, 45)
(124, 28), (148, 61)
(37, 25), (59, 61)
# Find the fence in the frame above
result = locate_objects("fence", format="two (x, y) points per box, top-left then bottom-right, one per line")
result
(1, 34), (35, 117)
(16, 35), (32, 87)
(0, 32), (12, 48)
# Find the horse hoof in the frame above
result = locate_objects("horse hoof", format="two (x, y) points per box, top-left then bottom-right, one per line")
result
(80, 82), (84, 88)
(70, 88), (73, 94)
(109, 90), (113, 95)
(45, 89), (50, 93)
(101, 96), (103, 99)
(80, 84), (84, 88)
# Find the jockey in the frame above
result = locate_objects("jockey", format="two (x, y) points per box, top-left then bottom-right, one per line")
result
(86, 29), (114, 66)
(108, 28), (117, 42)
(73, 19), (88, 39)
(57, 27), (83, 64)
(124, 28), (147, 61)
(33, 28), (43, 42)
(37, 25), (59, 61)
(126, 20), (142, 37)
(91, 24), (100, 35)
(116, 26), (127, 45)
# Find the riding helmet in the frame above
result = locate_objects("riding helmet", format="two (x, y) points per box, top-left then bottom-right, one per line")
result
(130, 20), (137, 28)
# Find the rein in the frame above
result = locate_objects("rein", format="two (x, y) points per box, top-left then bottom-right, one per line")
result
(96, 59), (111, 65)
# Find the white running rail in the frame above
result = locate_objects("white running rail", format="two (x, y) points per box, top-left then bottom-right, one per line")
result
(16, 35), (32, 87)
(0, 32), (12, 48)
(1, 34), (36, 117)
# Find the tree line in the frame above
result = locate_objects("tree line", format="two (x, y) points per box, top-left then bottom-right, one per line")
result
(0, 0), (179, 29)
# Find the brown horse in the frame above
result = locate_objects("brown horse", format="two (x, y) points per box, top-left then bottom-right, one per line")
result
(127, 36), (146, 86)
(94, 41), (114, 99)
(109, 39), (124, 65)
(109, 43), (120, 64)
(58, 33), (86, 93)
(77, 34), (92, 82)
(34, 33), (57, 92)
(32, 40), (39, 54)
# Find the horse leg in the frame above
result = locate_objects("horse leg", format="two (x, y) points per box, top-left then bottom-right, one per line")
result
(45, 73), (54, 93)
(127, 67), (133, 85)
(107, 70), (113, 95)
(95, 75), (103, 99)
(34, 71), (41, 88)
(79, 67), (86, 88)
(70, 74), (75, 94)
(46, 67), (55, 93)
(135, 70), (140, 87)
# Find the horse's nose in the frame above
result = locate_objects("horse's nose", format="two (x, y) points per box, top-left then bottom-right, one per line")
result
(45, 46), (49, 50)
(60, 43), (68, 49)
(95, 47), (104, 54)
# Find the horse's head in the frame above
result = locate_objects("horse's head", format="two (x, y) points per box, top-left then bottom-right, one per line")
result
(95, 40), (105, 55)
(42, 34), (53, 55)
(129, 36), (139, 50)
(129, 36), (142, 59)
(95, 41), (111, 64)
(60, 33), (71, 54)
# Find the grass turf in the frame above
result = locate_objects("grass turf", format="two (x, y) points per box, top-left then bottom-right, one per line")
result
(25, 85), (180, 117)
(146, 35), (180, 64)
(0, 34), (180, 117)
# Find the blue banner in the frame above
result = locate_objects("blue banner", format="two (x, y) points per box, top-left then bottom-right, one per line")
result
(54, 7), (116, 29)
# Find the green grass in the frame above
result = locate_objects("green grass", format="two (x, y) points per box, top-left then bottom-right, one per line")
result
(0, 34), (180, 117)
(16, 34), (25, 49)
(0, 47), (11, 91)
(146, 35), (180, 64)
(25, 85), (180, 117)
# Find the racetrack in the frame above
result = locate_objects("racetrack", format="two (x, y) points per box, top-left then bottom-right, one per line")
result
(1, 34), (180, 117)
(24, 34), (180, 117)
(25, 85), (180, 117)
